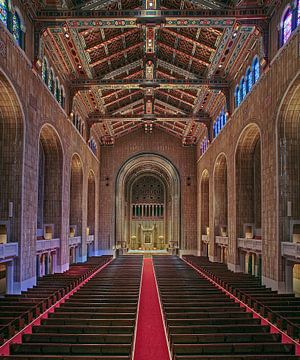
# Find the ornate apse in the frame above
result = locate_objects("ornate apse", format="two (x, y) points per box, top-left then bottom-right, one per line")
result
(115, 154), (180, 252)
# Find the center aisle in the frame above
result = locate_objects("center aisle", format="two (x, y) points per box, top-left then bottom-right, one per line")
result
(134, 258), (170, 360)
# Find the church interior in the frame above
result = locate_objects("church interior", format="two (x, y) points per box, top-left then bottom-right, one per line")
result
(0, 0), (300, 358)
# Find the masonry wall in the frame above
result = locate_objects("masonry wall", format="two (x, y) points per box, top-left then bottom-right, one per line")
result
(196, 27), (300, 290)
(0, 23), (100, 291)
(99, 128), (197, 252)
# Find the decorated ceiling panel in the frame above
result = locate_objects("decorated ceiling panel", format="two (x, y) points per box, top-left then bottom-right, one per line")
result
(37, 0), (269, 145)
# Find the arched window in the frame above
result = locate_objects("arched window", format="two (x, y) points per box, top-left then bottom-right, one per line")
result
(253, 57), (260, 84)
(240, 77), (246, 100)
(12, 11), (21, 46)
(246, 67), (252, 93)
(48, 69), (54, 93)
(282, 8), (292, 44)
(42, 58), (49, 85)
(0, 0), (8, 25)
(235, 86), (240, 107)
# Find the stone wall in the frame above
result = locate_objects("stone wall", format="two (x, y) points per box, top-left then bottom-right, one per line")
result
(99, 128), (197, 252)
(196, 27), (300, 290)
(0, 23), (100, 291)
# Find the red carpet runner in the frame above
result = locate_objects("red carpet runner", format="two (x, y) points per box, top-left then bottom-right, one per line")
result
(134, 258), (170, 360)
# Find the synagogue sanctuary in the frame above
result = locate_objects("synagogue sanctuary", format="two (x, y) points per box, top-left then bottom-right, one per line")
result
(0, 0), (299, 358)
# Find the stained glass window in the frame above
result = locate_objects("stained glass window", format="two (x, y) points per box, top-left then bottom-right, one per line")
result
(235, 86), (240, 107)
(283, 9), (292, 44)
(246, 68), (252, 93)
(298, 0), (300, 25)
(240, 77), (246, 100)
(60, 87), (65, 108)
(48, 70), (54, 92)
(0, 0), (7, 25)
(12, 12), (21, 45)
(253, 57), (260, 83)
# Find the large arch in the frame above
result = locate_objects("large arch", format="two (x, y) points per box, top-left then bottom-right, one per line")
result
(277, 75), (300, 293)
(213, 153), (228, 263)
(0, 72), (24, 245)
(69, 154), (83, 238)
(200, 169), (209, 257)
(87, 170), (96, 237)
(0, 71), (24, 294)
(37, 124), (63, 240)
(115, 153), (181, 251)
(235, 123), (262, 275)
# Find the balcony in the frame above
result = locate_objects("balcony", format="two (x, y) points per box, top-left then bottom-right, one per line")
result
(0, 242), (18, 260)
(69, 236), (81, 247)
(36, 238), (60, 253)
(238, 238), (262, 253)
(216, 236), (229, 246)
(281, 242), (300, 261)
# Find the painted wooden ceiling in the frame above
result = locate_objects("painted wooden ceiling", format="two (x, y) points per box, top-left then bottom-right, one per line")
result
(34, 0), (272, 145)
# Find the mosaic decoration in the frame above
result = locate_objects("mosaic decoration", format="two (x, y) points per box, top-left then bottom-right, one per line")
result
(224, 29), (253, 76)
(70, 28), (93, 78)
(165, 18), (235, 28)
(207, 27), (231, 78)
(67, 19), (137, 29)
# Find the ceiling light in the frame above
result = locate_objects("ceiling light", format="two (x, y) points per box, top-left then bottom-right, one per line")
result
(78, 65), (82, 69)
(65, 33), (70, 39)
(218, 64), (222, 68)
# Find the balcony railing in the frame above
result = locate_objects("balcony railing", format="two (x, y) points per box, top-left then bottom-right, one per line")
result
(216, 236), (229, 246)
(0, 242), (18, 260)
(281, 242), (300, 260)
(238, 238), (262, 252)
(69, 236), (81, 247)
(36, 238), (60, 252)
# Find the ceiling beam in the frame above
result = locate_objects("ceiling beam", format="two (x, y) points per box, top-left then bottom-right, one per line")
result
(88, 113), (211, 124)
(36, 8), (267, 28)
(101, 60), (143, 79)
(71, 77), (228, 90)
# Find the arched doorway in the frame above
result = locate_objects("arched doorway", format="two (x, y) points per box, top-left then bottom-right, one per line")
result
(116, 154), (181, 253)
(0, 71), (24, 293)
(213, 154), (228, 263)
(87, 170), (96, 258)
(69, 154), (83, 237)
(69, 154), (83, 263)
(200, 170), (209, 257)
(235, 123), (262, 277)
(36, 124), (63, 276)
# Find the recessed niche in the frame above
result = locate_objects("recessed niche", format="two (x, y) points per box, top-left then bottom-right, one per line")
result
(69, 226), (76, 238)
(0, 224), (7, 244)
(44, 224), (54, 240)
(244, 224), (254, 239)
(220, 226), (227, 237)
(293, 223), (300, 243)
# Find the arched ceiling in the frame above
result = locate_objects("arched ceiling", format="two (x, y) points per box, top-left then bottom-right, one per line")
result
(30, 0), (274, 145)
